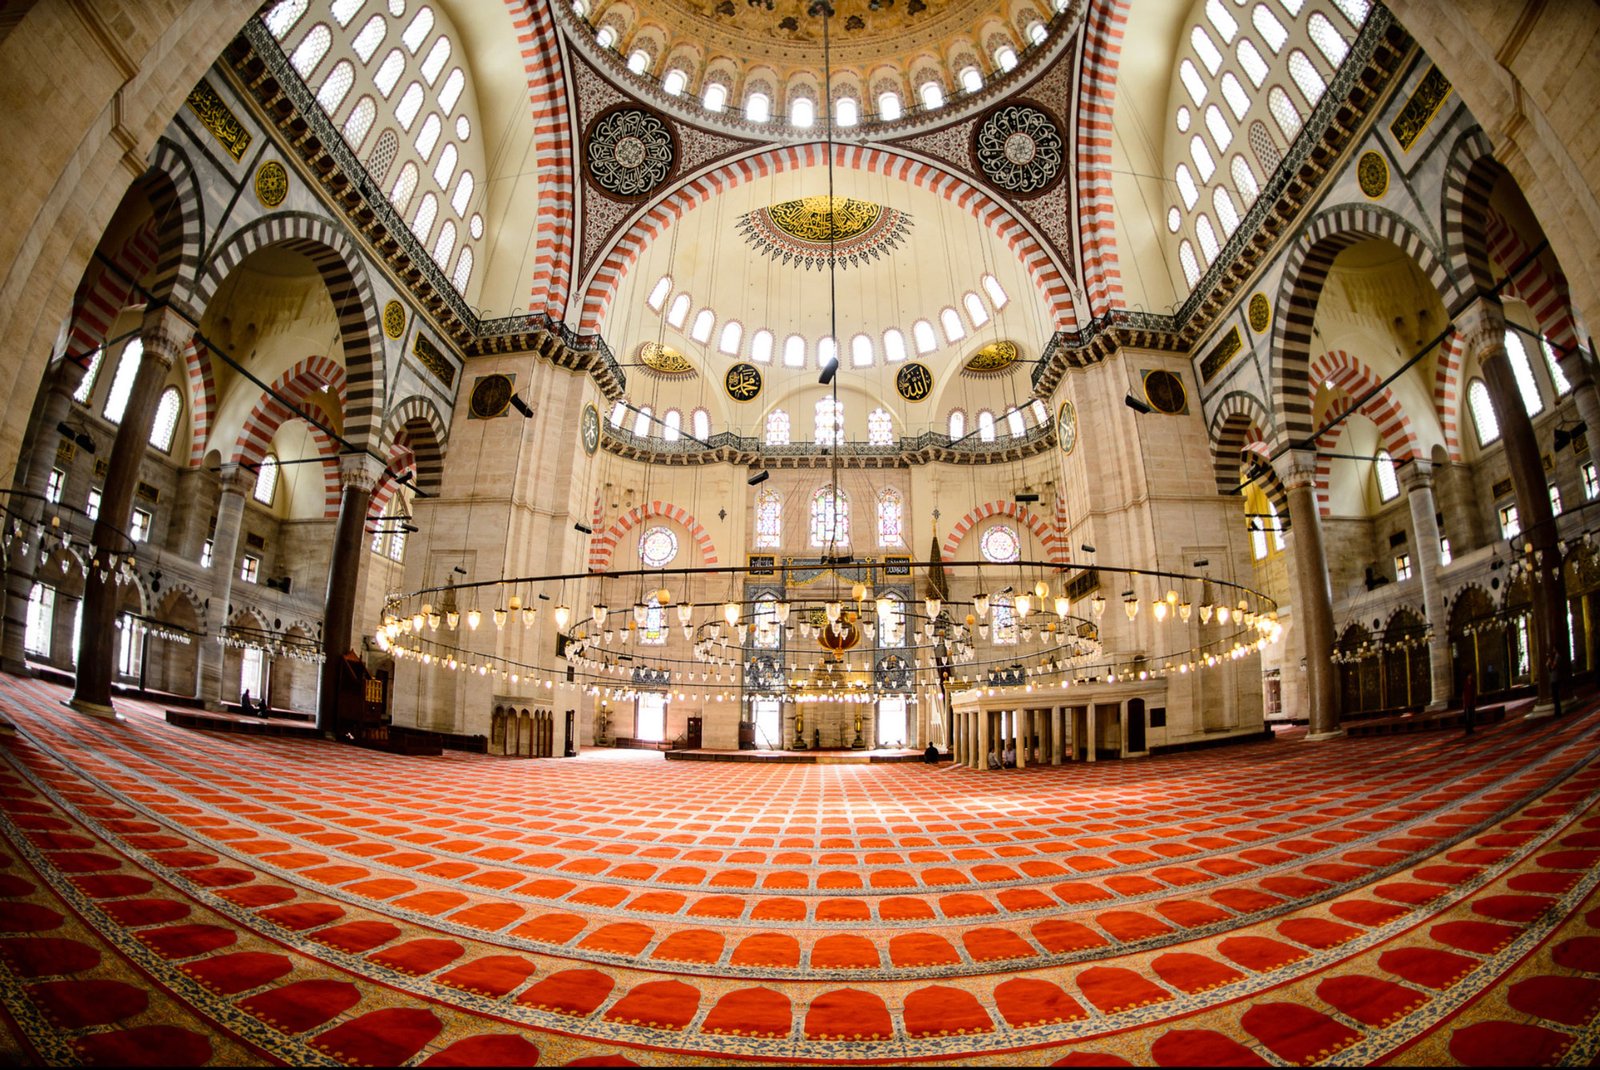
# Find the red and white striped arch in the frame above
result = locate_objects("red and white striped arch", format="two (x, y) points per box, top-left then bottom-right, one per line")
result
(507, 0), (576, 320)
(577, 143), (1078, 333)
(231, 356), (348, 517)
(184, 339), (218, 467)
(306, 425), (342, 518)
(941, 500), (1064, 563)
(61, 219), (160, 367)
(1075, 0), (1128, 316)
(588, 501), (719, 573)
(1309, 350), (1420, 516)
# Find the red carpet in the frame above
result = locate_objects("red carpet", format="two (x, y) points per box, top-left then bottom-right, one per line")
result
(0, 673), (1597, 1064)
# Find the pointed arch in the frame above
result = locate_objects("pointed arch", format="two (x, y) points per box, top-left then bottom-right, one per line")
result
(60, 218), (161, 368)
(1208, 390), (1280, 496)
(588, 501), (719, 572)
(188, 212), (384, 449)
(1439, 125), (1505, 301)
(1269, 204), (1465, 444)
(578, 143), (1077, 333)
(508, 0), (576, 319)
(941, 500), (1062, 563)
(140, 139), (207, 311)
(231, 355), (349, 472)
(184, 338), (218, 467)
(1308, 349), (1421, 460)
(368, 394), (448, 518)
(1075, 0), (1129, 315)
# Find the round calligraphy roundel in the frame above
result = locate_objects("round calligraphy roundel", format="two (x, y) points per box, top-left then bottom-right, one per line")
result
(974, 104), (1064, 195)
(581, 402), (600, 455)
(725, 362), (763, 403)
(896, 361), (934, 402)
(587, 108), (675, 198)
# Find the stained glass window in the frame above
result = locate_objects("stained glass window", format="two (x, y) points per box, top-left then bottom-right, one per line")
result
(815, 397), (843, 445)
(638, 526), (678, 568)
(765, 408), (789, 445)
(991, 594), (1018, 644)
(868, 407), (894, 445)
(754, 487), (781, 548)
(810, 486), (849, 547)
(877, 487), (904, 546)
(981, 524), (1020, 563)
(641, 597), (666, 644)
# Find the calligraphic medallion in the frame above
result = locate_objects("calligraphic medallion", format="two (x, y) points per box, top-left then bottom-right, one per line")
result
(1247, 292), (1271, 333)
(382, 300), (406, 340)
(974, 104), (1065, 194)
(469, 374), (513, 419)
(1357, 150), (1389, 199)
(1058, 400), (1077, 455)
(253, 161), (288, 207)
(895, 361), (934, 402)
(1143, 369), (1188, 415)
(581, 403), (600, 455)
(725, 362), (763, 403)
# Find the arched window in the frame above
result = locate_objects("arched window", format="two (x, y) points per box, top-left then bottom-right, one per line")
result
(264, 0), (309, 40)
(632, 405), (653, 437)
(401, 6), (434, 52)
(1027, 20), (1047, 45)
(703, 82), (728, 111)
(627, 49), (650, 75)
(438, 68), (466, 112)
(432, 143), (457, 188)
(977, 410), (996, 442)
(640, 597), (666, 645)
(1252, 4), (1288, 51)
(1214, 187), (1240, 235)
(1180, 241), (1201, 287)
(451, 170), (474, 216)
(746, 91), (771, 122)
(1205, 0), (1237, 40)
(103, 340), (143, 424)
(991, 594), (1017, 644)
(451, 246), (473, 292)
(692, 408), (711, 440)
(1220, 72), (1251, 121)
(662, 409), (681, 441)
(1503, 330), (1544, 415)
(1249, 120), (1281, 173)
(149, 387), (182, 452)
(253, 454), (280, 505)
(414, 112), (442, 159)
(814, 396), (843, 445)
(879, 593), (906, 647)
(754, 487), (782, 548)
(963, 292), (989, 327)
(1268, 86), (1302, 140)
(1331, 0), (1372, 24)
(1196, 214), (1220, 263)
(1005, 408), (1025, 437)
(959, 66), (982, 93)
(878, 91), (903, 121)
(74, 348), (105, 404)
(1307, 12), (1349, 66)
(1542, 337), (1574, 395)
(352, 14), (386, 61)
(1231, 155), (1260, 204)
(595, 25), (616, 49)
(1030, 398), (1049, 425)
(1191, 25), (1222, 75)
(374, 49), (405, 96)
(809, 486), (849, 546)
(646, 276), (672, 311)
(421, 35), (452, 83)
(690, 308), (715, 343)
(666, 293), (691, 328)
(753, 594), (781, 647)
(316, 59), (355, 114)
(1236, 38), (1268, 86)
(410, 191), (438, 242)
(982, 274), (1009, 308)
(851, 333), (874, 367)
(1375, 450), (1399, 502)
(289, 23), (332, 79)
(662, 69), (687, 96)
(718, 320), (743, 355)
(883, 328), (907, 362)
(609, 400), (627, 426)
(919, 81), (944, 110)
(1468, 379), (1500, 445)
(1288, 50), (1325, 107)
(817, 336), (837, 369)
(868, 407), (894, 446)
(1179, 59), (1207, 105)
(994, 46), (1017, 72)
(789, 95), (815, 128)
(395, 82), (426, 128)
(783, 334), (805, 368)
(912, 320), (938, 354)
(342, 95), (377, 150)
(1204, 104), (1232, 151)
(1175, 163), (1199, 209)
(1191, 135), (1216, 181)
(940, 307), (966, 343)
(835, 96), (859, 127)
(750, 329), (774, 363)
(765, 408), (790, 445)
(948, 409), (966, 439)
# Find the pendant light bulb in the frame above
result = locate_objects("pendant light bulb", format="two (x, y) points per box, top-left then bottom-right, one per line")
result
(775, 600), (791, 623)
(1178, 601), (1192, 623)
(1054, 595), (1069, 618)
(924, 595), (942, 618)
(466, 608), (482, 630)
(1216, 605), (1231, 625)
(1123, 597), (1139, 621)
(1034, 579), (1049, 600)
(522, 606), (536, 626)
(593, 603), (609, 626)
(446, 609), (461, 630)
(1199, 602), (1213, 624)
(677, 602), (694, 625)
(724, 600), (741, 626)
(974, 593), (990, 618)
(633, 602), (648, 627)
(1152, 600), (1168, 622)
(493, 607), (507, 629)
(851, 581), (867, 603)
(554, 603), (572, 630)
(1091, 595), (1106, 619)
(1016, 593), (1032, 618)
(825, 601), (842, 623)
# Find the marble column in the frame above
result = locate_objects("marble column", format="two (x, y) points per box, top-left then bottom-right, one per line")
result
(1086, 705), (1097, 762)
(70, 307), (189, 717)
(1555, 345), (1600, 456)
(1274, 449), (1342, 740)
(1051, 707), (1064, 764)
(977, 707), (990, 770)
(317, 453), (382, 735)
(1015, 710), (1027, 768)
(194, 466), (255, 706)
(2, 363), (89, 674)
(1400, 460), (1454, 709)
(1462, 299), (1567, 717)
(1119, 701), (1127, 759)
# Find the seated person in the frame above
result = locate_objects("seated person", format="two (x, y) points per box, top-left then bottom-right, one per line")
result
(923, 742), (940, 764)
(1002, 744), (1017, 768)
(238, 689), (257, 716)
(987, 750), (1003, 769)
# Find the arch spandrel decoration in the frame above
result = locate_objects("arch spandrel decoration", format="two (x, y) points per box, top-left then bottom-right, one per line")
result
(588, 501), (718, 573)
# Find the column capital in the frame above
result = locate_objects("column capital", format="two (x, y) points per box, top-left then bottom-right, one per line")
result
(1272, 449), (1319, 491)
(219, 465), (256, 496)
(339, 452), (384, 492)
(1455, 297), (1507, 359)
(1398, 457), (1434, 493)
(139, 305), (191, 368)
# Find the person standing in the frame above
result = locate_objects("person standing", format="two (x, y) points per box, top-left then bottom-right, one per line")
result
(1461, 671), (1477, 736)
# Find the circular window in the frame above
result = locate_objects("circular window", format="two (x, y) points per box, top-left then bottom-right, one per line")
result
(456, 115), (471, 141)
(470, 213), (484, 239)
(1167, 206), (1181, 232)
(980, 524), (1020, 564)
(1176, 106), (1191, 132)
(638, 526), (679, 568)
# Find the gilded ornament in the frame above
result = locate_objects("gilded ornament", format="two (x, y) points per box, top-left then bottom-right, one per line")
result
(1200, 326), (1243, 384)
(1389, 65), (1452, 152)
(1247, 293), (1271, 334)
(638, 342), (695, 376)
(469, 374), (513, 419)
(186, 81), (251, 161)
(1058, 400), (1077, 455)
(382, 300), (407, 340)
(1357, 151), (1389, 199)
(725, 362), (763, 402)
(964, 340), (1019, 374)
(895, 361), (934, 402)
(736, 197), (912, 271)
(253, 160), (289, 207)
(413, 334), (456, 389)
(581, 403), (600, 456)
(1142, 369), (1188, 415)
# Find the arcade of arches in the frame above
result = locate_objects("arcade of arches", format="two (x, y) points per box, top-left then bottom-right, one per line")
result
(1, 0), (1599, 1065)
